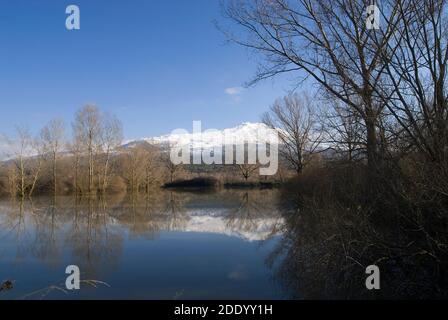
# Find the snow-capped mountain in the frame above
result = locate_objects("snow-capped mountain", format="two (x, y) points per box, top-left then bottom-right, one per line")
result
(123, 122), (279, 150)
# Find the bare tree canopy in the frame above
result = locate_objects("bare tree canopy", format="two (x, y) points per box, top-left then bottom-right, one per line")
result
(263, 93), (322, 174)
(374, 0), (448, 163)
(41, 118), (65, 195)
(221, 0), (402, 172)
(100, 113), (123, 193)
(322, 100), (365, 161)
(73, 105), (102, 195)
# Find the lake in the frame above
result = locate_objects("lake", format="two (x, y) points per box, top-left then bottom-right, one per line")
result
(0, 189), (292, 300)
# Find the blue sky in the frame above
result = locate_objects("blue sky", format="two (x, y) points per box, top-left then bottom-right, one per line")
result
(0, 0), (293, 140)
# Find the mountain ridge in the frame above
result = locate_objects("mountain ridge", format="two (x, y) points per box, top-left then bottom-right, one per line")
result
(123, 122), (280, 149)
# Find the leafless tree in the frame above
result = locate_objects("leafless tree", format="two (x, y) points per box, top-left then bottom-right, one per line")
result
(3, 126), (34, 198)
(222, 0), (402, 173)
(28, 136), (45, 197)
(161, 151), (181, 183)
(73, 105), (102, 195)
(142, 146), (158, 195)
(67, 137), (83, 195)
(262, 94), (323, 174)
(99, 114), (123, 194)
(323, 101), (365, 162)
(237, 163), (260, 181)
(124, 146), (146, 194)
(375, 0), (448, 163)
(41, 119), (65, 196)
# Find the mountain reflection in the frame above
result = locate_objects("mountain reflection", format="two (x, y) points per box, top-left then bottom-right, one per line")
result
(0, 190), (284, 289)
(1, 188), (444, 299)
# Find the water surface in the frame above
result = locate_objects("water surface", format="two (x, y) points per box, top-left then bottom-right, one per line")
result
(0, 189), (288, 299)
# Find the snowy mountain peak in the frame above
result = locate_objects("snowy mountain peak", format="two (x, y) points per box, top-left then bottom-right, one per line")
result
(124, 122), (279, 149)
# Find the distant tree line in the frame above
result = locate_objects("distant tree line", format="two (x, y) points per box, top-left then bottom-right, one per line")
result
(0, 105), (167, 198)
(0, 105), (295, 198)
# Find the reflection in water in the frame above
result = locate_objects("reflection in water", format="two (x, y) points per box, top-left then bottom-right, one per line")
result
(224, 191), (283, 241)
(0, 189), (285, 299)
(2, 188), (443, 299)
(268, 190), (448, 299)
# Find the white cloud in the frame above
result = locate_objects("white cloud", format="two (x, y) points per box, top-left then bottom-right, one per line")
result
(225, 86), (244, 95)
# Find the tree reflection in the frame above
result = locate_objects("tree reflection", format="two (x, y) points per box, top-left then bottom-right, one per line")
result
(268, 189), (448, 299)
(0, 189), (289, 298)
(224, 190), (283, 241)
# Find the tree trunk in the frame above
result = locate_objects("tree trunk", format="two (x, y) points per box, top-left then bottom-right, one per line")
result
(102, 152), (110, 194)
(74, 155), (79, 195)
(20, 157), (25, 199)
(29, 161), (42, 198)
(365, 113), (379, 174)
(53, 152), (57, 196)
(89, 138), (93, 195)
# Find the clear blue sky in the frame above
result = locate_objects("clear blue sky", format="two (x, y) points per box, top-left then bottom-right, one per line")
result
(0, 0), (294, 140)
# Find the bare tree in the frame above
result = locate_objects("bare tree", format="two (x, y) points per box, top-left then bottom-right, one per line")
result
(237, 163), (260, 181)
(28, 136), (45, 197)
(4, 126), (34, 198)
(162, 154), (181, 183)
(73, 105), (102, 195)
(67, 137), (83, 195)
(99, 114), (123, 194)
(323, 101), (365, 162)
(125, 146), (146, 194)
(262, 94), (322, 174)
(41, 119), (65, 196)
(222, 0), (401, 173)
(142, 146), (158, 195)
(375, 0), (448, 163)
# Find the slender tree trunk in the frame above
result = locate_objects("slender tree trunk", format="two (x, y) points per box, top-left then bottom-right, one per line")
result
(102, 151), (110, 194)
(53, 151), (57, 196)
(20, 156), (25, 198)
(89, 137), (94, 195)
(131, 164), (136, 194)
(29, 160), (42, 198)
(146, 169), (150, 196)
(74, 154), (79, 195)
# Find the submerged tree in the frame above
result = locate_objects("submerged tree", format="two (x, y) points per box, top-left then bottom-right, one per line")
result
(41, 119), (65, 196)
(99, 113), (123, 194)
(67, 136), (83, 195)
(124, 146), (146, 194)
(28, 135), (45, 197)
(72, 105), (102, 195)
(3, 126), (34, 198)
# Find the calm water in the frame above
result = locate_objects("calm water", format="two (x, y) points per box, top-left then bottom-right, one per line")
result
(0, 189), (290, 300)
